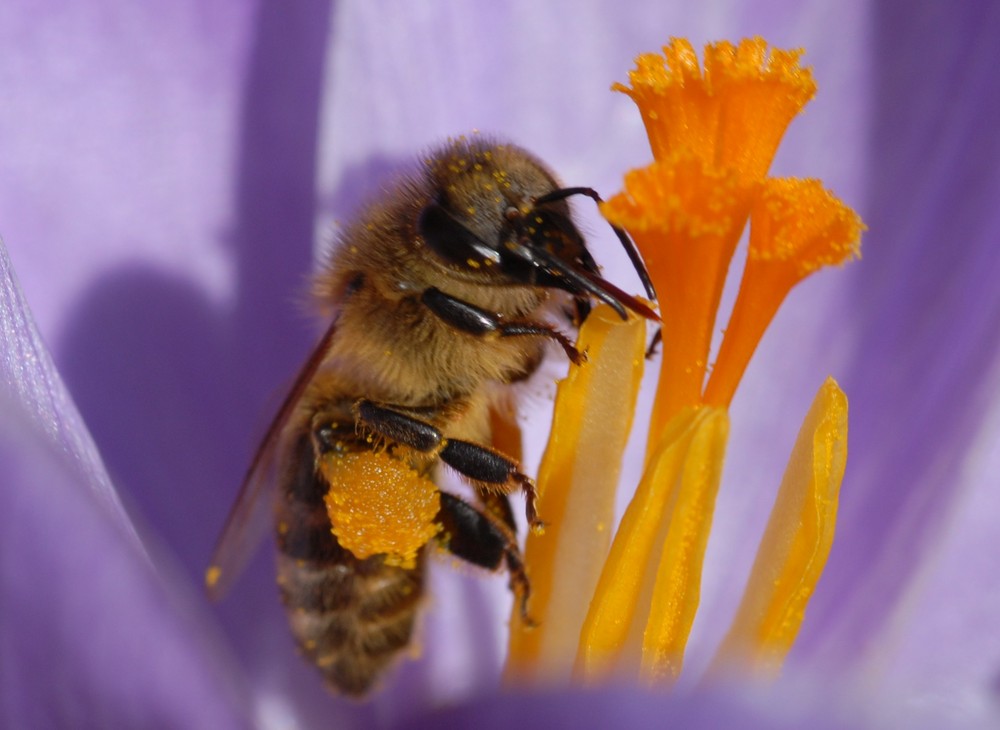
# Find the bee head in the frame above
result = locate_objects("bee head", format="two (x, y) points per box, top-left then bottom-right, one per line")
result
(416, 140), (657, 321)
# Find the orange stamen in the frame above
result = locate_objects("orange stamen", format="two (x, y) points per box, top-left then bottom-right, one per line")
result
(508, 37), (863, 692)
(704, 179), (864, 406)
(614, 37), (816, 182)
(601, 155), (754, 445)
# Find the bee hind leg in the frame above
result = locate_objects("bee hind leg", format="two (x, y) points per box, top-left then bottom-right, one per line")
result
(354, 400), (541, 529)
(436, 439), (541, 529)
(479, 491), (517, 535)
(436, 491), (535, 626)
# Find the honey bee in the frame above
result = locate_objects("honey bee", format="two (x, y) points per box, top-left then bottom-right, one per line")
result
(206, 137), (657, 696)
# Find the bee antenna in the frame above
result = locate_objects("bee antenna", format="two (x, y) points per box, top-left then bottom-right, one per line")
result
(534, 187), (657, 302)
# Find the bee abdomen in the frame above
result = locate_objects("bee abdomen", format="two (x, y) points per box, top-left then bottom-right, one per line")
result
(276, 520), (424, 696)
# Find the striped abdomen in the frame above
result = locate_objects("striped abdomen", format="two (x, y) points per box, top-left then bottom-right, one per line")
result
(276, 435), (425, 696)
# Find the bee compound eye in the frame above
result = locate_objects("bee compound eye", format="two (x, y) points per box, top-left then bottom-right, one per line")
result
(418, 202), (500, 268)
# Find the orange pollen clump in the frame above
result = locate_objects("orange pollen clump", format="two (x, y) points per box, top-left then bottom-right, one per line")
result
(321, 451), (440, 568)
(614, 37), (816, 182)
(748, 178), (864, 275)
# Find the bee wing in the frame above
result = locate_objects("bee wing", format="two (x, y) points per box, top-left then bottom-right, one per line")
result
(206, 318), (339, 600)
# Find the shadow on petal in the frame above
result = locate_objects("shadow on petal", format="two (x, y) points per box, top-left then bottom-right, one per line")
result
(0, 399), (249, 729)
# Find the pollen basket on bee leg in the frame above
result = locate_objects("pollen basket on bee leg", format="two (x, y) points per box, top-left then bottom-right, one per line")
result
(320, 451), (441, 568)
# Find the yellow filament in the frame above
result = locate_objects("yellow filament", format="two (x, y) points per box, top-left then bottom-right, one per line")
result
(640, 408), (729, 683)
(575, 408), (728, 681)
(710, 378), (847, 676)
(507, 305), (646, 681)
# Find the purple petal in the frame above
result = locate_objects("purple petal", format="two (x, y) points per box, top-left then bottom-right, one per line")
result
(790, 1), (1000, 690)
(1, 251), (248, 726)
(392, 679), (986, 730)
(0, 2), (259, 337)
(6, 0), (1000, 722)
(0, 2), (325, 724)
(1, 240), (137, 548)
(0, 401), (249, 729)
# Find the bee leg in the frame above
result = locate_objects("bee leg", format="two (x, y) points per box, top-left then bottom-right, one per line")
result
(483, 406), (521, 534)
(480, 492), (517, 534)
(645, 327), (662, 359)
(352, 400), (444, 452)
(436, 439), (541, 529)
(354, 399), (541, 529)
(421, 287), (584, 365)
(436, 491), (535, 626)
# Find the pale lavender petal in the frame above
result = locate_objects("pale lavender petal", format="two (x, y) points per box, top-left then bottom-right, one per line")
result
(0, 394), (249, 729)
(0, 2), (260, 339)
(874, 407), (1000, 720)
(2, 239), (247, 724)
(790, 1), (1000, 695)
(1, 238), (140, 551)
(398, 687), (851, 730)
(0, 2), (333, 727)
(394, 680), (991, 730)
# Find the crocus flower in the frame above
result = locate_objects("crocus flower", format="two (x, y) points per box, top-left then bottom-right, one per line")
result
(506, 36), (862, 690)
(3, 2), (1000, 729)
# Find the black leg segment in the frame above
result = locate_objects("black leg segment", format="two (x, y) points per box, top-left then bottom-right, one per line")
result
(439, 439), (540, 528)
(353, 400), (442, 452)
(421, 287), (583, 365)
(439, 439), (512, 483)
(645, 327), (663, 360)
(436, 491), (534, 625)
